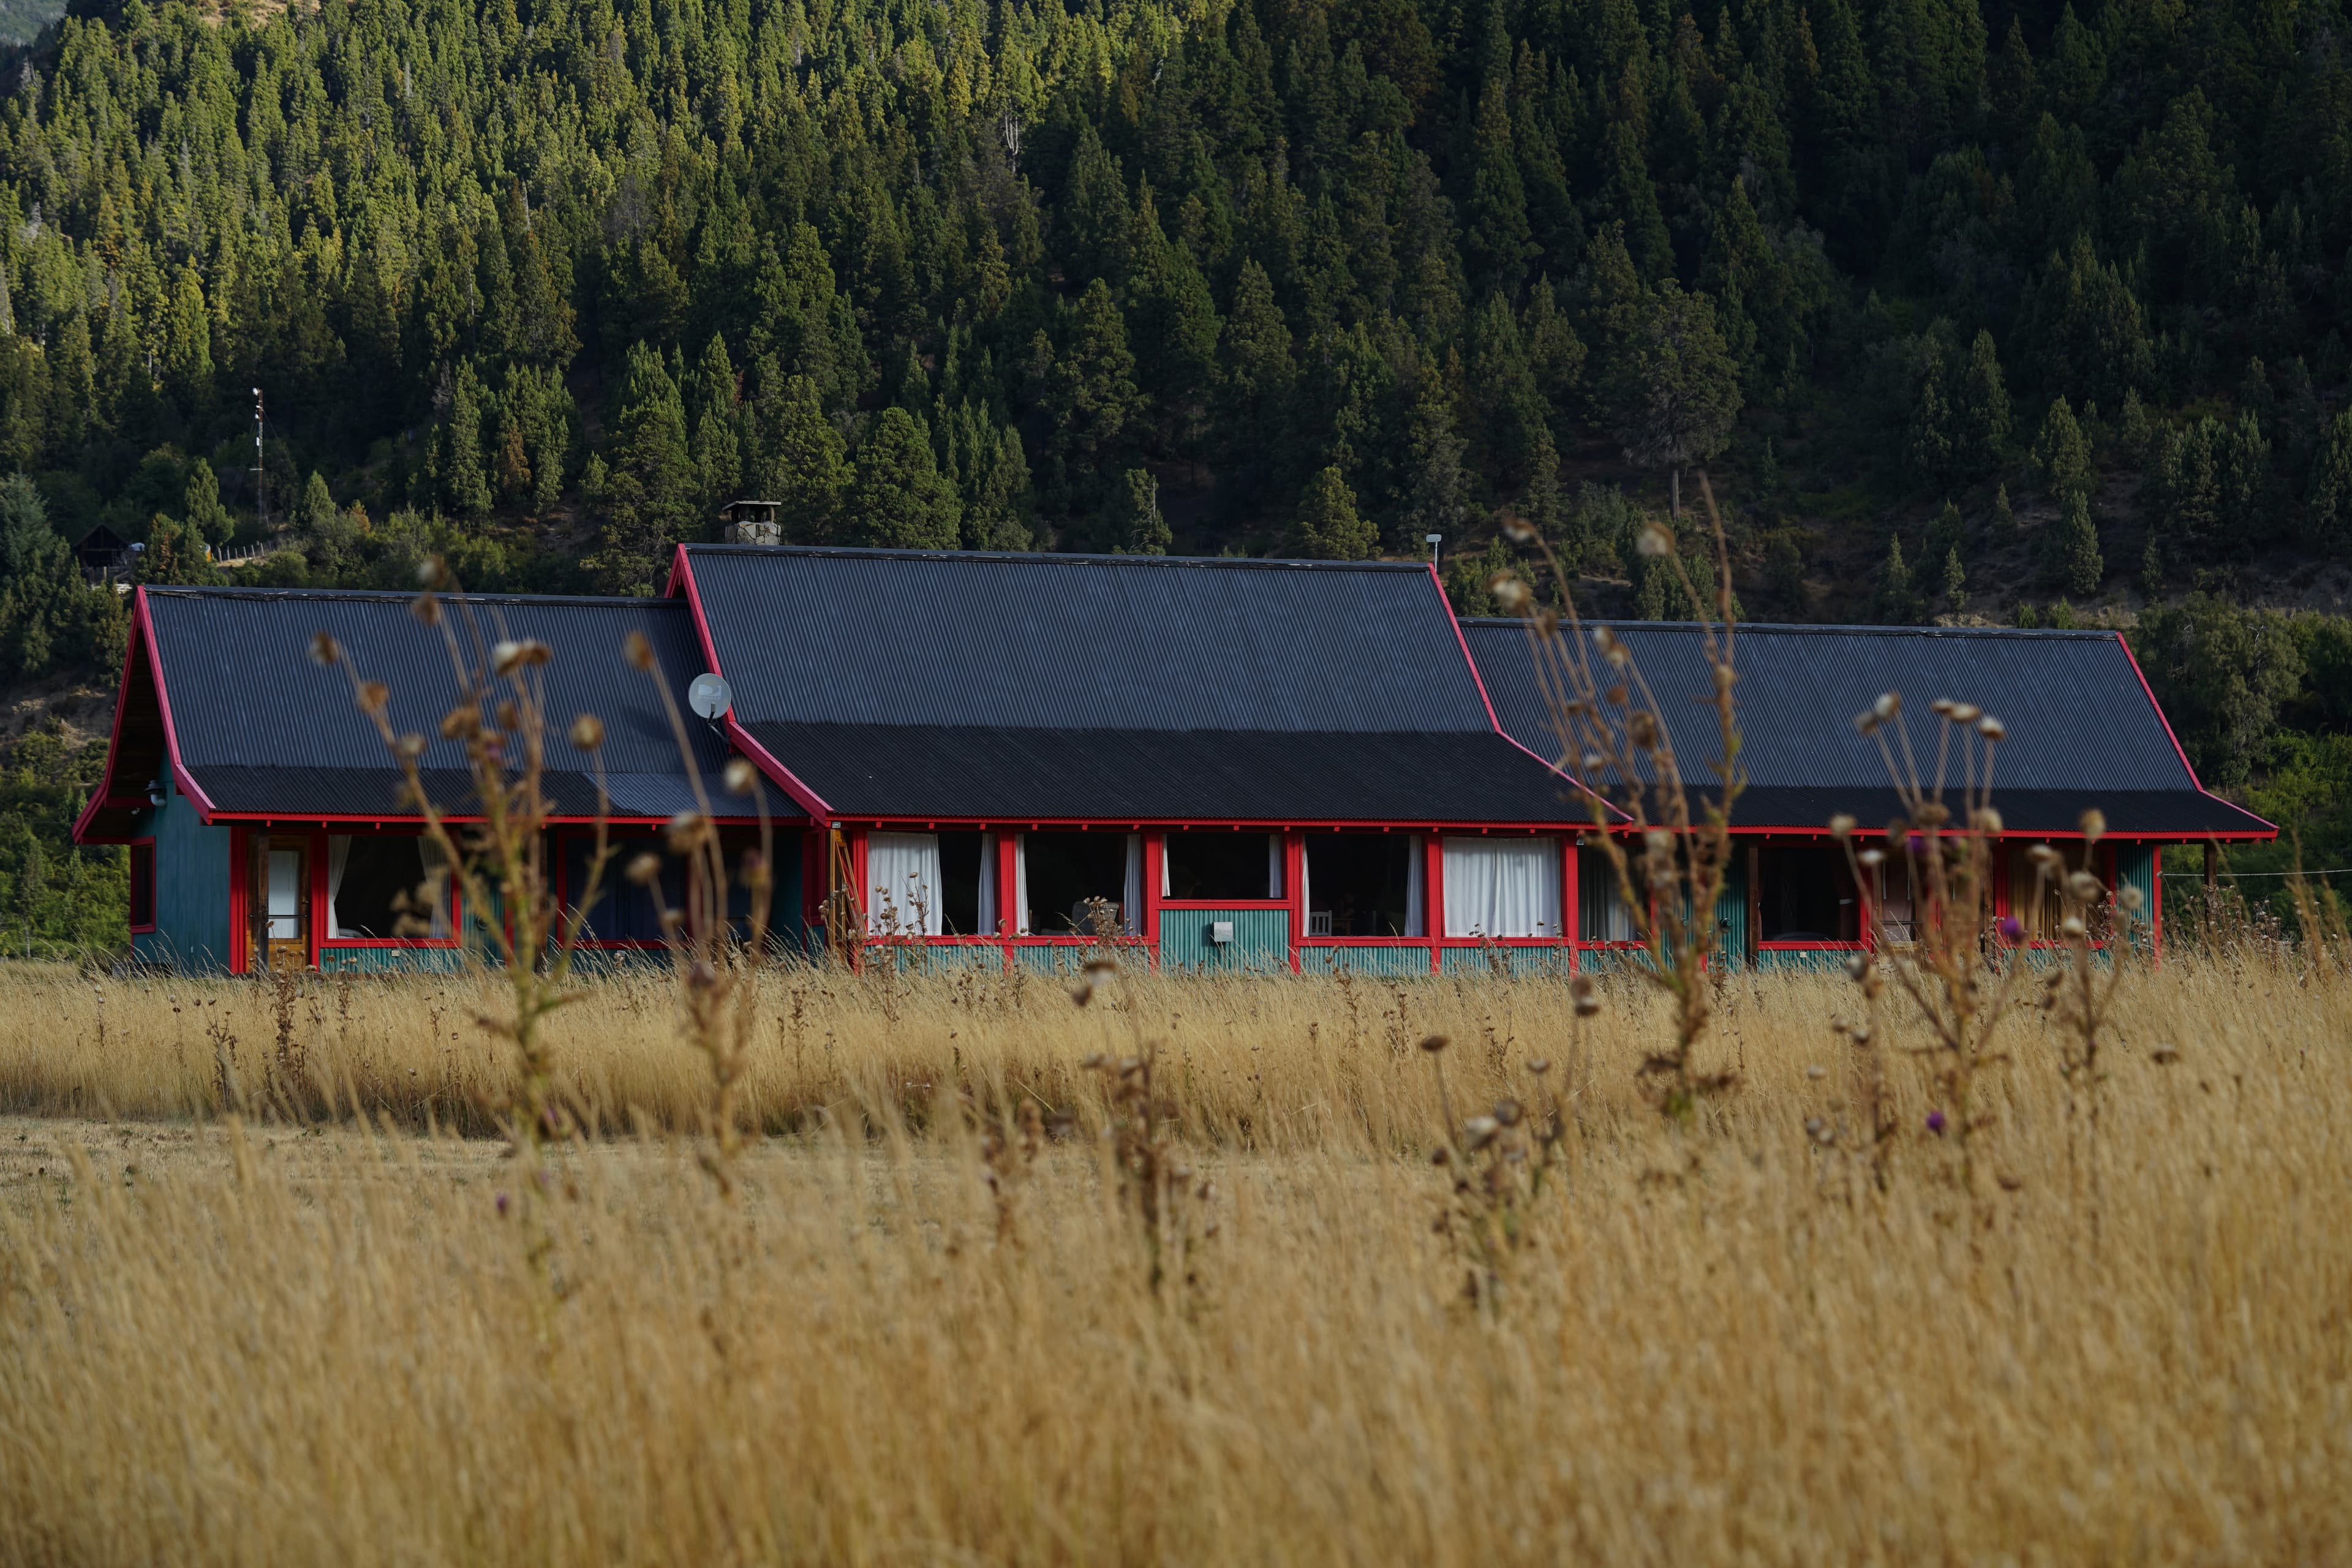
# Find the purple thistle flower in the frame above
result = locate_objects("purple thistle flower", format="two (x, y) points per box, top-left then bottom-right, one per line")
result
(494, 1191), (510, 1218)
(1996, 916), (2023, 941)
(1925, 1110), (1947, 1135)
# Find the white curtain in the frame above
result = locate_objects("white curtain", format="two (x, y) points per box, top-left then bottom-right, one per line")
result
(976, 832), (998, 934)
(419, 837), (451, 937)
(326, 835), (353, 938)
(1443, 837), (1562, 938)
(1267, 835), (1284, 897)
(1404, 838), (1425, 937)
(1159, 836), (1172, 897)
(1123, 834), (1144, 935)
(1013, 834), (1030, 935)
(867, 832), (944, 936)
(1578, 845), (1637, 941)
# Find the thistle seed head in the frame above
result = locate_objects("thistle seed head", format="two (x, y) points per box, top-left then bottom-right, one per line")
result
(625, 853), (662, 886)
(307, 631), (341, 667)
(569, 714), (605, 751)
(393, 733), (426, 760)
(1874, 692), (1901, 722)
(1977, 715), (2006, 741)
(356, 681), (390, 715)
(2060, 914), (2087, 940)
(416, 555), (452, 590)
(1419, 1034), (1449, 1054)
(1973, 807), (2004, 835)
(2078, 809), (2106, 843)
(1635, 522), (1673, 557)
(410, 592), (442, 627)
(1490, 573), (1529, 612)
(2118, 884), (2145, 912)
(623, 631), (655, 671)
(1829, 813), (1856, 839)
(724, 757), (759, 794)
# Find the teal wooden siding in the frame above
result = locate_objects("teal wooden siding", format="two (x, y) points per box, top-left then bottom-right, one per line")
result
(1713, 857), (1749, 971)
(1439, 944), (1574, 977)
(320, 946), (470, 974)
(129, 775), (233, 973)
(1158, 909), (1291, 972)
(1752, 948), (1860, 974)
(2114, 845), (2158, 953)
(1298, 944), (1434, 976)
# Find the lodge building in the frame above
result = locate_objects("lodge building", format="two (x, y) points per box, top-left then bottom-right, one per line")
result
(75, 545), (2273, 974)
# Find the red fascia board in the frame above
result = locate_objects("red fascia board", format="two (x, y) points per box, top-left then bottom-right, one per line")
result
(724, 718), (834, 821)
(1719, 821), (2271, 842)
(1430, 567), (1630, 826)
(140, 592), (218, 817)
(835, 815), (1594, 831)
(200, 812), (763, 826)
(72, 592), (153, 844)
(2113, 629), (2281, 839)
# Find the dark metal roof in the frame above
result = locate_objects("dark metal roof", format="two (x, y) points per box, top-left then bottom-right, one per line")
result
(685, 545), (1559, 821)
(139, 588), (791, 821)
(682, 546), (1497, 733)
(1461, 619), (2273, 837)
(741, 723), (1585, 823)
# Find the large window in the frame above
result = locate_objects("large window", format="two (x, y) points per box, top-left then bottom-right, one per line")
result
(564, 834), (679, 943)
(1303, 835), (1421, 937)
(867, 831), (997, 935)
(127, 842), (154, 931)
(1018, 832), (1139, 936)
(1163, 831), (1282, 901)
(1757, 846), (1860, 943)
(1442, 837), (1561, 938)
(326, 835), (450, 940)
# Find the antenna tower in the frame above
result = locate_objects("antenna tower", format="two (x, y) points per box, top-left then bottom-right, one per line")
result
(251, 387), (267, 532)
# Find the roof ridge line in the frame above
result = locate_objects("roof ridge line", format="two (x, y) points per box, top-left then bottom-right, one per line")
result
(1459, 617), (2121, 639)
(683, 544), (1432, 571)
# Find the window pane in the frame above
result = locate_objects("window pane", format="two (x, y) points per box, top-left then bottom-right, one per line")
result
(1019, 833), (1131, 936)
(1302, 835), (1419, 937)
(1164, 832), (1281, 900)
(565, 835), (679, 943)
(1577, 845), (1637, 941)
(867, 832), (944, 935)
(128, 845), (154, 929)
(329, 836), (449, 940)
(266, 849), (302, 940)
(936, 831), (986, 934)
(1758, 846), (1858, 942)
(1441, 838), (1561, 938)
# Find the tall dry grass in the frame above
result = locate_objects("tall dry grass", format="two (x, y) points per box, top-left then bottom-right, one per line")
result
(2, 956), (2350, 1562)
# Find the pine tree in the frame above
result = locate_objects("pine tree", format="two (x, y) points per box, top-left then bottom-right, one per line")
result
(1875, 533), (1917, 623)
(1123, 187), (1221, 437)
(758, 373), (852, 543)
(1114, 469), (1170, 554)
(588, 343), (698, 593)
(1613, 283), (1741, 516)
(1044, 280), (1144, 495)
(1954, 330), (2012, 475)
(845, 408), (960, 549)
(1463, 76), (1535, 295)
(2032, 396), (2094, 507)
(1940, 544), (1967, 615)
(182, 461), (232, 544)
(441, 361), (494, 521)
(688, 335), (743, 514)
(1994, 483), (2018, 533)
(1289, 466), (1376, 559)
(1398, 372), (1470, 552)
(2307, 408), (2352, 549)
(2049, 490), (2103, 595)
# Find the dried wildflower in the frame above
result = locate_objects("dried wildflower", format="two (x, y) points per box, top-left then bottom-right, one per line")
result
(439, 708), (478, 740)
(416, 555), (452, 590)
(2118, 884), (2145, 913)
(492, 640), (526, 676)
(666, 811), (709, 852)
(356, 680), (390, 715)
(1853, 707), (1880, 736)
(1635, 522), (1673, 557)
(1973, 806), (2004, 835)
(623, 631), (655, 671)
(2066, 870), (2103, 903)
(569, 714), (605, 751)
(2150, 1042), (2179, 1065)
(1949, 702), (1981, 724)
(1874, 692), (1901, 723)
(1997, 915), (2023, 941)
(1532, 606), (1559, 638)
(1528, 1058), (1551, 1075)
(1845, 954), (1872, 982)
(1925, 1109), (1947, 1134)
(1977, 715), (2006, 741)
(394, 733), (426, 760)
(308, 631), (341, 667)
(1570, 976), (1601, 1017)
(2059, 914), (2088, 940)
(1628, 712), (1658, 748)
(1930, 698), (1954, 717)
(1501, 514), (1537, 543)
(1858, 847), (1885, 869)
(625, 853), (662, 886)
(1806, 1064), (1826, 1080)
(723, 757), (758, 794)
(1829, 813), (1856, 839)
(1643, 828), (1673, 853)
(1461, 1115), (1500, 1152)
(1490, 573), (1529, 612)
(1419, 1033), (1449, 1053)
(410, 592), (442, 627)
(1493, 1098), (1523, 1127)
(2078, 809), (2106, 843)
(2028, 844), (2060, 867)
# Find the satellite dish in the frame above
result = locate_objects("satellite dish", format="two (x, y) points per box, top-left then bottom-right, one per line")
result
(688, 673), (733, 721)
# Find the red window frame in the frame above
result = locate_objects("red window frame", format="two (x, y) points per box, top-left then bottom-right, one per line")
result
(127, 838), (156, 933)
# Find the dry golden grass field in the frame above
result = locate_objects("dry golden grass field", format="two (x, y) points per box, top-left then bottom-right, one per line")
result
(1, 953), (2347, 1564)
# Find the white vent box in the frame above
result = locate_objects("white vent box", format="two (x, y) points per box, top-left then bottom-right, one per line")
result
(1209, 921), (1234, 945)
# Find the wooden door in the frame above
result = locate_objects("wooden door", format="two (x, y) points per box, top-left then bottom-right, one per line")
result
(250, 835), (309, 973)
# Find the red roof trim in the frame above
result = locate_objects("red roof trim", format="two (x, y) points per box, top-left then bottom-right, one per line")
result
(2112, 628), (2278, 839)
(670, 545), (836, 821)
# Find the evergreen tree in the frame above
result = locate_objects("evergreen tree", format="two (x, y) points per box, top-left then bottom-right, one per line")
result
(1043, 280), (1145, 500)
(2048, 491), (2103, 596)
(1462, 77), (1535, 295)
(757, 374), (852, 543)
(1875, 532), (1918, 624)
(1613, 284), (1741, 516)
(1940, 544), (1967, 616)
(0, 474), (123, 681)
(440, 362), (494, 521)
(688, 336), (744, 516)
(846, 409), (960, 549)
(2307, 409), (2352, 550)
(2032, 397), (2095, 507)
(182, 461), (233, 545)
(1954, 330), (2011, 475)
(1114, 469), (1170, 554)
(1289, 466), (1376, 559)
(588, 344), (698, 593)
(1399, 373), (1471, 552)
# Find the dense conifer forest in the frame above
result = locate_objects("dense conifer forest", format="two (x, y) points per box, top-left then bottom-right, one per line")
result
(0, 0), (2350, 947)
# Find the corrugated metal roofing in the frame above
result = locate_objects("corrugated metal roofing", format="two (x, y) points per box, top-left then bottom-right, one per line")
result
(1461, 618), (2271, 836)
(682, 546), (1498, 733)
(739, 723), (1586, 822)
(684, 545), (1577, 821)
(141, 588), (790, 820)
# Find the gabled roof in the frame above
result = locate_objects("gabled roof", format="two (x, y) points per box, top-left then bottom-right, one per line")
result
(1461, 618), (2274, 839)
(674, 545), (1581, 823)
(76, 587), (786, 843)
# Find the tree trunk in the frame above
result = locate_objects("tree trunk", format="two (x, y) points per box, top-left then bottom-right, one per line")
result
(1670, 466), (1683, 518)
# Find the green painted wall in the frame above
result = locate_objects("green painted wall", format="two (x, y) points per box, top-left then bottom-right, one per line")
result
(2114, 845), (2158, 953)
(1439, 944), (1574, 977)
(129, 775), (233, 974)
(1298, 944), (1434, 976)
(1713, 857), (1749, 971)
(1158, 909), (1291, 973)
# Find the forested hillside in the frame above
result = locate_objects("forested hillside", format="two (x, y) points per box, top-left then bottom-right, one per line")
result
(2, 0), (2352, 945)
